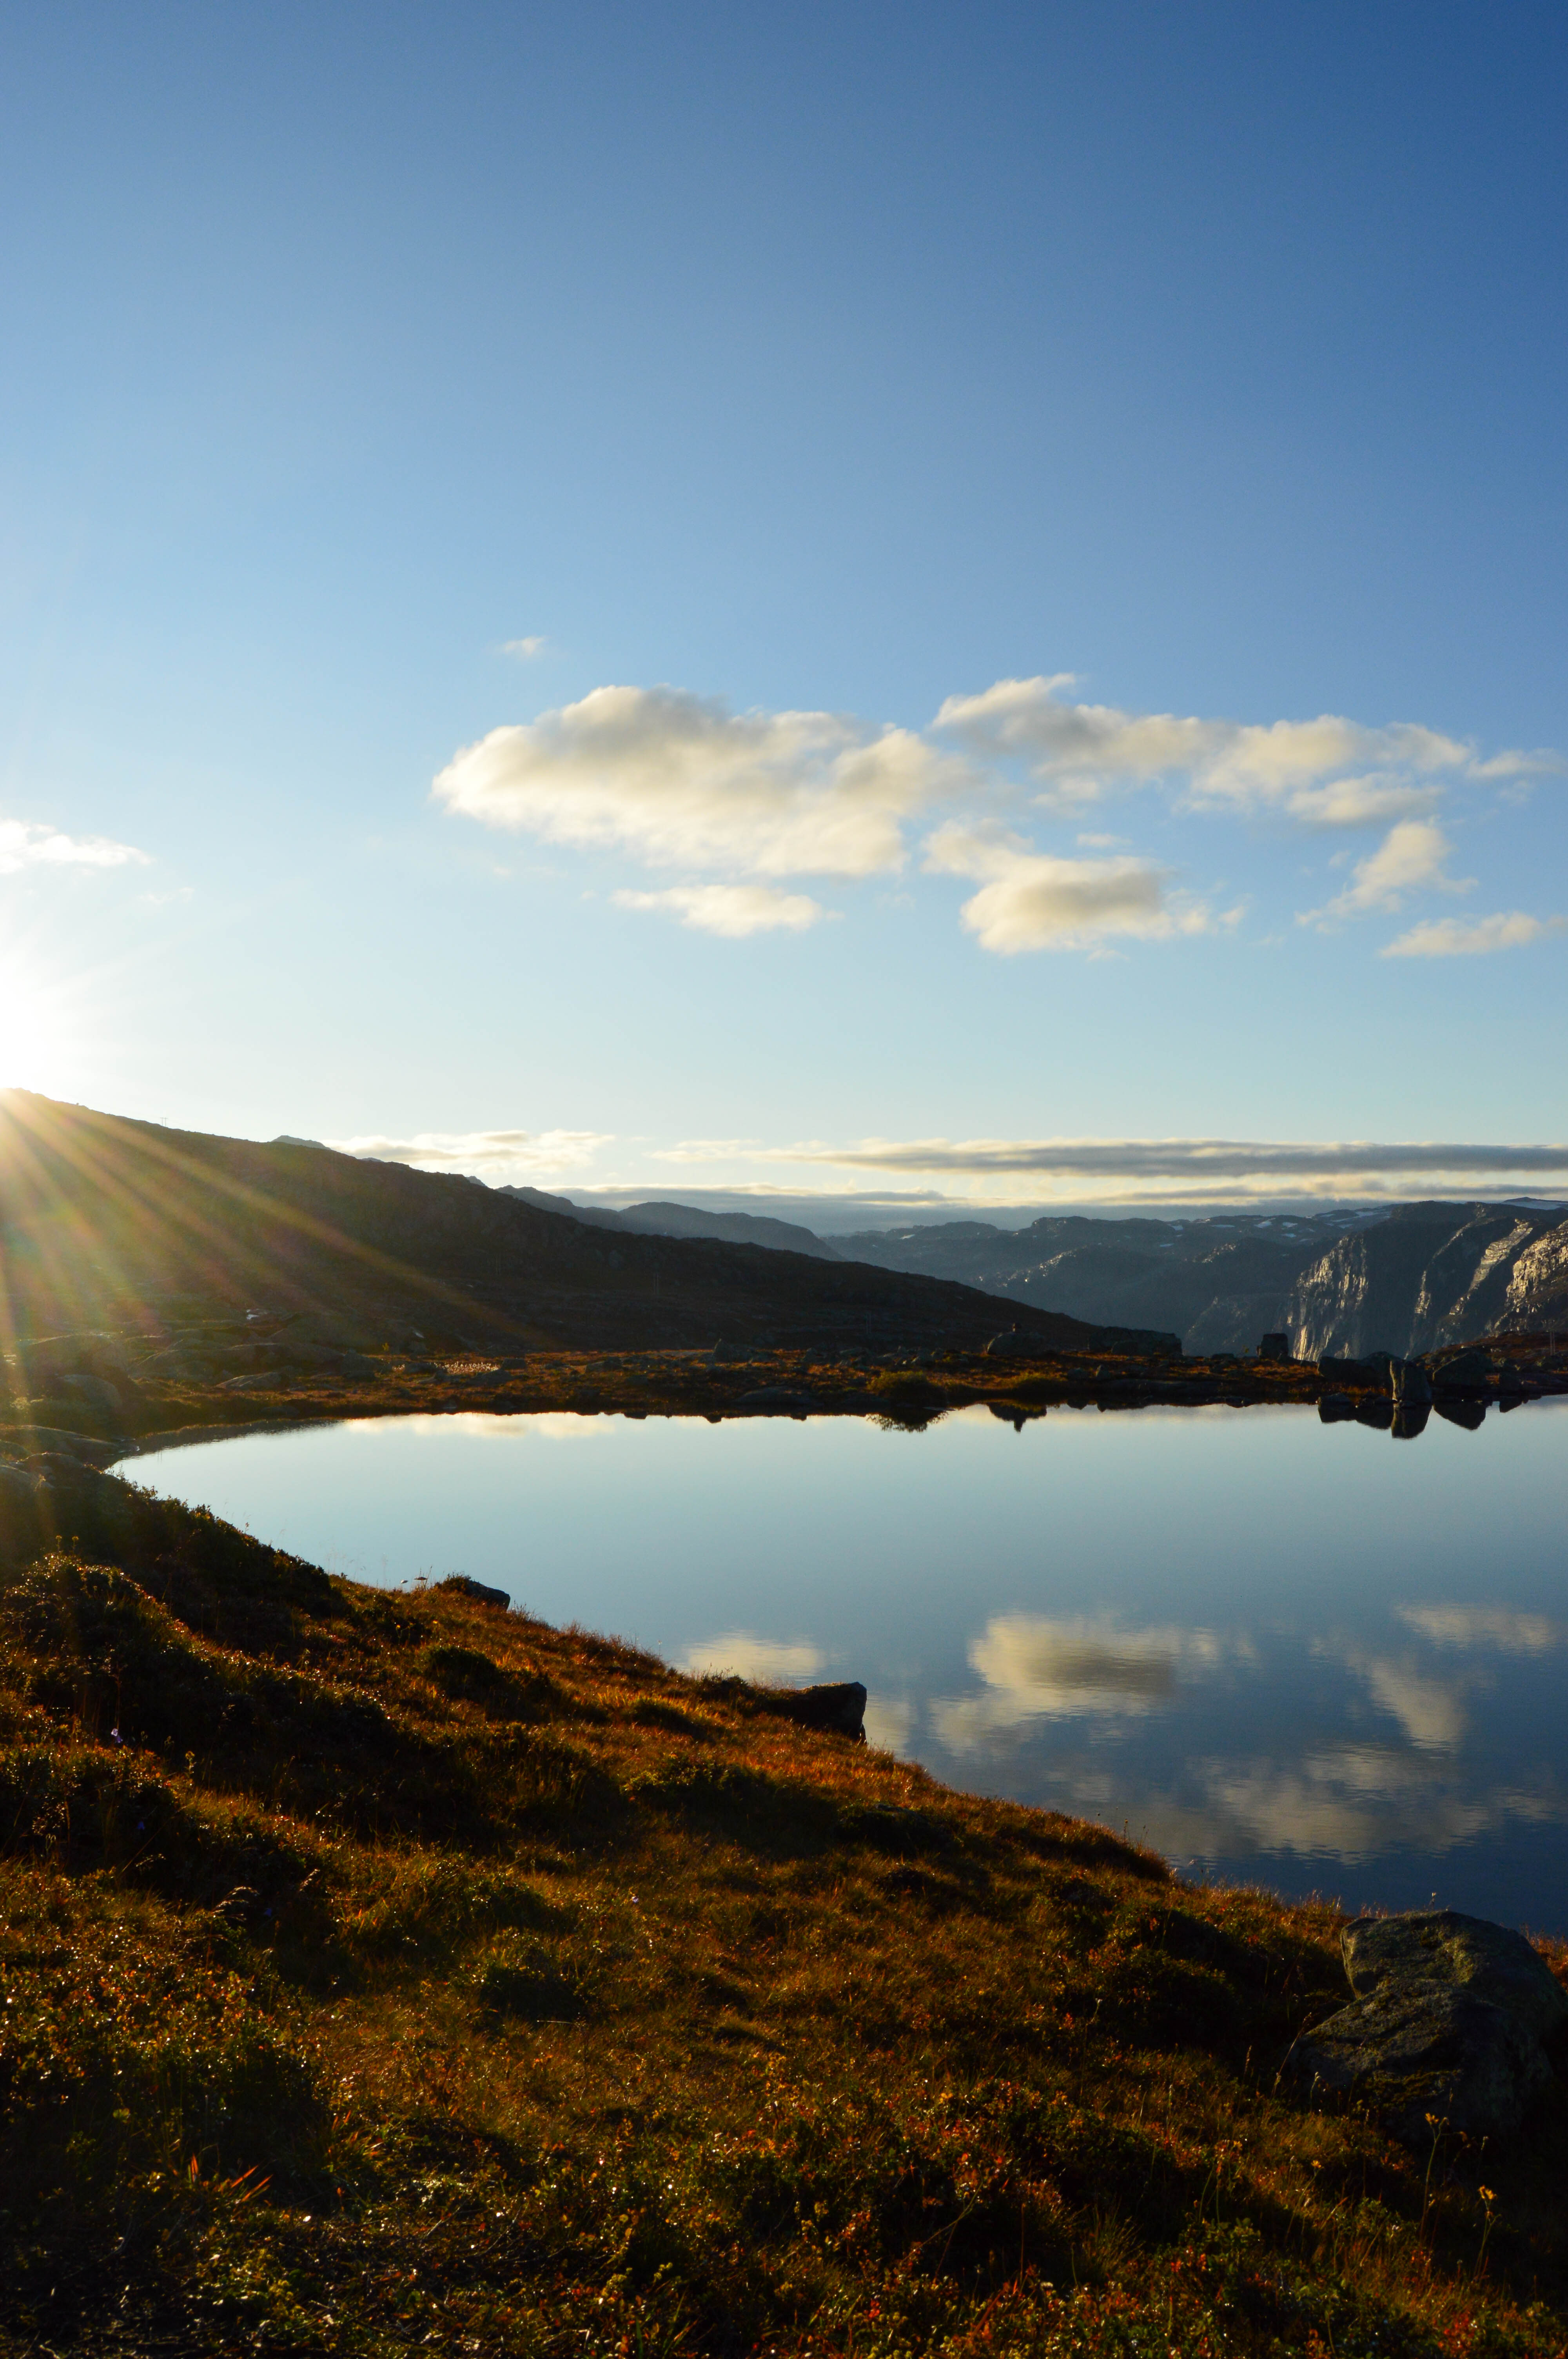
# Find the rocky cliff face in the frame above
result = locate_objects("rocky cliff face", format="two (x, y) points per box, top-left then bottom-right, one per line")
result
(836, 1201), (1568, 1356)
(1285, 1203), (1568, 1358)
(1504, 1219), (1568, 1329)
(836, 1212), (1369, 1353)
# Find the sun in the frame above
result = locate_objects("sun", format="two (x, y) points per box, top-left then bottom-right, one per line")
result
(0, 949), (77, 1096)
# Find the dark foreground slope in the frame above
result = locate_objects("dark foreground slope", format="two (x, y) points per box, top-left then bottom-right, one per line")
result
(0, 1092), (1172, 1358)
(2, 1462), (1567, 2356)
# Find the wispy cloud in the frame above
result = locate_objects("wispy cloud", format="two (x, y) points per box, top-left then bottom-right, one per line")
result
(1395, 1604), (1560, 1654)
(0, 819), (149, 875)
(755, 1136), (1568, 1190)
(329, 1127), (612, 1181)
(1299, 819), (1468, 928)
(612, 883), (828, 936)
(503, 635), (550, 659)
(933, 674), (1550, 815)
(1382, 911), (1566, 958)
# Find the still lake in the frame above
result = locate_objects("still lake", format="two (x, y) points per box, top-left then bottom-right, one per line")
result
(124, 1398), (1568, 1932)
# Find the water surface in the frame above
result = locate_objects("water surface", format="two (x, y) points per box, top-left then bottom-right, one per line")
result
(125, 1399), (1568, 1930)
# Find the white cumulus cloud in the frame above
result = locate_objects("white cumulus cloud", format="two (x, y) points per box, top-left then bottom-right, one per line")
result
(926, 823), (1206, 953)
(434, 685), (954, 880)
(1381, 911), (1566, 958)
(0, 819), (149, 874)
(612, 883), (828, 936)
(434, 675), (1558, 958)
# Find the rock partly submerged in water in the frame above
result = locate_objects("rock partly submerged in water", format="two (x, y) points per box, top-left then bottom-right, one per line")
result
(1283, 1909), (1568, 2144)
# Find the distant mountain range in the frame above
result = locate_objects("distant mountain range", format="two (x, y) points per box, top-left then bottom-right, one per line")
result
(500, 1187), (844, 1260)
(530, 1190), (1568, 1356)
(15, 1092), (1555, 1362)
(803, 1203), (1568, 1355)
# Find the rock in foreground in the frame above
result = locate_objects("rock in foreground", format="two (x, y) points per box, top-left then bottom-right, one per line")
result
(1285, 1909), (1568, 2143)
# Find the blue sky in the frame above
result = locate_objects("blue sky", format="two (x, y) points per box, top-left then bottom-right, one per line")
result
(2, 1), (1566, 1211)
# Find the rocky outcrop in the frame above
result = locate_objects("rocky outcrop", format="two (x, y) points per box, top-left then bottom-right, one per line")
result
(1285, 1203), (1566, 1359)
(1504, 1218), (1568, 1330)
(833, 1201), (1568, 1357)
(1283, 1910), (1568, 2144)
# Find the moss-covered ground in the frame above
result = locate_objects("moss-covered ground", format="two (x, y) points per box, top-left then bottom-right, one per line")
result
(2, 1479), (1567, 2356)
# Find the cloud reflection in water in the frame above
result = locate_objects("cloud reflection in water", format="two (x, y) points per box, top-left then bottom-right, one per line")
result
(933, 1614), (1235, 1752)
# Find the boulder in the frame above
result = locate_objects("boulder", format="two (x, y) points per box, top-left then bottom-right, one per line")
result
(1389, 1357), (1434, 1406)
(437, 1574), (511, 1610)
(758, 1681), (867, 1740)
(1283, 1910), (1568, 2144)
(58, 1372), (123, 1418)
(1432, 1347), (1494, 1396)
(1318, 1391), (1355, 1423)
(1436, 1398), (1486, 1432)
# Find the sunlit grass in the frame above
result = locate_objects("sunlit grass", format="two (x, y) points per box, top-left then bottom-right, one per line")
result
(0, 1484), (1566, 2352)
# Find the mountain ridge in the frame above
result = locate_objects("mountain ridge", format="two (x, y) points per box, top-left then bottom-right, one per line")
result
(0, 1092), (1175, 1359)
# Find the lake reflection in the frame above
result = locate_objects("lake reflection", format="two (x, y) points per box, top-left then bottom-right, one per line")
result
(123, 1399), (1568, 1931)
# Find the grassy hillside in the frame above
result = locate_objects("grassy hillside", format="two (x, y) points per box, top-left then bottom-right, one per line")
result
(1, 1467), (1566, 2355)
(0, 1091), (1176, 1359)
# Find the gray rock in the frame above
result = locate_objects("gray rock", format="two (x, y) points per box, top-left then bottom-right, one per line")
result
(1389, 1356), (1434, 1405)
(1284, 1909), (1568, 2143)
(3, 1425), (120, 1466)
(58, 1372), (123, 1417)
(1318, 1391), (1354, 1423)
